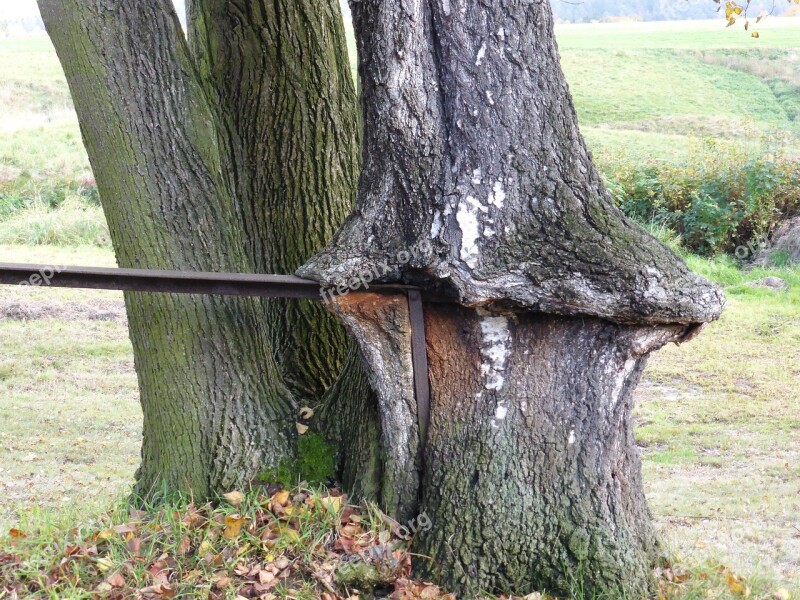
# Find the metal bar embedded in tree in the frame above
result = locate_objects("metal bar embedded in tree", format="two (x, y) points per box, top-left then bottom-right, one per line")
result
(0, 262), (432, 445)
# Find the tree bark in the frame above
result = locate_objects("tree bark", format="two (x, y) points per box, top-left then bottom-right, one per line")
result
(187, 0), (361, 401)
(39, 0), (382, 501)
(185, 0), (385, 494)
(300, 0), (727, 596)
(37, 0), (297, 498)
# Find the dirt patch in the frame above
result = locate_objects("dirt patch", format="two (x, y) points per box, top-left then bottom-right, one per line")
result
(756, 216), (800, 266)
(0, 298), (126, 323)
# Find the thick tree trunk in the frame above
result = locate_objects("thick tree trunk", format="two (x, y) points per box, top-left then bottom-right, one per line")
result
(38, 0), (297, 498)
(40, 0), (381, 500)
(185, 0), (385, 493)
(300, 0), (727, 596)
(417, 306), (685, 596)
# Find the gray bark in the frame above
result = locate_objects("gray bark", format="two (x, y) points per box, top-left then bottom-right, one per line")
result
(300, 0), (727, 596)
(298, 0), (724, 327)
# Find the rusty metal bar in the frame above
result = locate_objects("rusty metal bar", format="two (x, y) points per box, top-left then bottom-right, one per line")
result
(407, 289), (432, 451)
(0, 261), (434, 448)
(0, 263), (419, 300)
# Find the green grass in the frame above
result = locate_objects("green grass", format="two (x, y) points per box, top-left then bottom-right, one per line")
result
(0, 245), (798, 597)
(0, 121), (90, 179)
(555, 18), (800, 50)
(0, 199), (109, 247)
(634, 254), (800, 593)
(562, 49), (789, 129)
(0, 38), (74, 129)
(557, 19), (800, 163)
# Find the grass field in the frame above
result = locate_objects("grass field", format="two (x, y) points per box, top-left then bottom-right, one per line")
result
(1, 16), (799, 599)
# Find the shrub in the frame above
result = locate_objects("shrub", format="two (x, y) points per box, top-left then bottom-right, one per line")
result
(603, 139), (800, 256)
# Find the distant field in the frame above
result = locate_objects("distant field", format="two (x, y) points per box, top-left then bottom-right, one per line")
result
(556, 19), (800, 164)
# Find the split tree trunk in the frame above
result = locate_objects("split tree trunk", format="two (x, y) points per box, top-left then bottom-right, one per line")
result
(185, 0), (386, 496)
(38, 0), (366, 498)
(187, 0), (361, 401)
(300, 0), (726, 596)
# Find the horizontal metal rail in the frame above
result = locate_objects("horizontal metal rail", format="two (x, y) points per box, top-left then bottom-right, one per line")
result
(0, 262), (421, 300)
(0, 261), (433, 450)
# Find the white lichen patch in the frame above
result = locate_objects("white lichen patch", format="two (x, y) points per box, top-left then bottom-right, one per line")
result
(568, 430), (576, 446)
(471, 167), (483, 185)
(486, 90), (495, 105)
(430, 210), (443, 237)
(475, 42), (487, 66)
(479, 315), (512, 428)
(457, 196), (488, 269)
(488, 180), (506, 208)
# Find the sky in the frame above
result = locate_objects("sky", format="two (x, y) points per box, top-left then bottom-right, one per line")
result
(0, 0), (40, 20)
(0, 0), (186, 21)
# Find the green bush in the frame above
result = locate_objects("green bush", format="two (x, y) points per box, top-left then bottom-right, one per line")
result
(604, 140), (800, 256)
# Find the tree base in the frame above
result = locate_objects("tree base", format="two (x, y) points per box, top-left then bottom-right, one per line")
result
(331, 295), (689, 598)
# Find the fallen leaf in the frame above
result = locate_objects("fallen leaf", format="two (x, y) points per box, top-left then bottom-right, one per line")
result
(198, 539), (214, 556)
(113, 524), (136, 535)
(177, 536), (191, 556)
(320, 496), (343, 513)
(774, 589), (791, 600)
(272, 490), (290, 506)
(725, 570), (747, 595)
(296, 422), (309, 435)
(96, 557), (115, 572)
(224, 514), (248, 540)
(107, 571), (125, 588)
(8, 529), (26, 539)
(223, 490), (245, 507)
(299, 407), (315, 420)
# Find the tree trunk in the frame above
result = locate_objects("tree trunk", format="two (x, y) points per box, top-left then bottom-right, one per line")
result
(39, 0), (381, 500)
(185, 0), (386, 493)
(300, 0), (726, 596)
(187, 0), (361, 401)
(36, 0), (302, 499)
(417, 306), (686, 596)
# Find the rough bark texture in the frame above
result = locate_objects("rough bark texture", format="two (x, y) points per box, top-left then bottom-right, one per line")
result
(37, 0), (296, 498)
(186, 0), (384, 493)
(40, 0), (380, 501)
(418, 305), (686, 596)
(298, 0), (725, 327)
(188, 0), (361, 400)
(299, 0), (727, 596)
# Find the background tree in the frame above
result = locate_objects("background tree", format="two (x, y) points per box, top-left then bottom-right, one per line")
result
(37, 0), (362, 499)
(39, 0), (727, 597)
